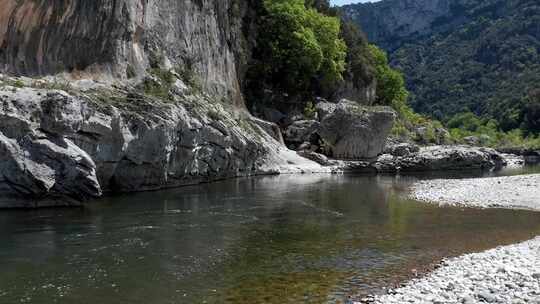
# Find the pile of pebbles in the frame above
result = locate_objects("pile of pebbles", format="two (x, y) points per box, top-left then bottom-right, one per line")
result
(366, 237), (540, 303)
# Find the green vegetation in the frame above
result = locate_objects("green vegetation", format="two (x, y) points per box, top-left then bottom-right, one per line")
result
(363, 46), (446, 144)
(142, 68), (176, 99)
(252, 0), (346, 95)
(446, 112), (540, 149)
(303, 101), (317, 119)
(345, 0), (540, 148)
(369, 45), (408, 109)
(385, 0), (540, 140)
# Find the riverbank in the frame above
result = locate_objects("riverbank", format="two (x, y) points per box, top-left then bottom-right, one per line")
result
(365, 174), (540, 303)
(369, 237), (540, 304)
(412, 174), (540, 211)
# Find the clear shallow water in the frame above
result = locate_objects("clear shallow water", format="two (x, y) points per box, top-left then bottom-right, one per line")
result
(1, 170), (540, 304)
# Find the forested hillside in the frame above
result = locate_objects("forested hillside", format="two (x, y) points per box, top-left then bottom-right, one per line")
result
(343, 0), (540, 143)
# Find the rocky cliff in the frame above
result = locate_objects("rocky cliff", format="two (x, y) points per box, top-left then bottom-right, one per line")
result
(342, 0), (454, 50)
(0, 0), (252, 105)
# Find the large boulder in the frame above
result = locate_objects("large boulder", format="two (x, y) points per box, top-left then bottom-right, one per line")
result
(317, 100), (396, 159)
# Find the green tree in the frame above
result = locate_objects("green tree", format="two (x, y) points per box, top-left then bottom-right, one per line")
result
(368, 45), (409, 110)
(523, 89), (540, 134)
(258, 0), (347, 93)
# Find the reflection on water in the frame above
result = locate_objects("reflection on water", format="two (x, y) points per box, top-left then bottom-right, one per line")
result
(1, 172), (540, 304)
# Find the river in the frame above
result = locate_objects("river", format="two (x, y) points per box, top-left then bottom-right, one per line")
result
(1, 167), (540, 303)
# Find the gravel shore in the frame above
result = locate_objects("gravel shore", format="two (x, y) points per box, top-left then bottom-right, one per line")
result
(411, 174), (540, 211)
(365, 174), (540, 303)
(370, 237), (540, 304)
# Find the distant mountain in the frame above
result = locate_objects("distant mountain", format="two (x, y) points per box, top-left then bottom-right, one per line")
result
(343, 0), (540, 131)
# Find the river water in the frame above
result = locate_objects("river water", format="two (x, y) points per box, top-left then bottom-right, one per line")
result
(1, 167), (540, 304)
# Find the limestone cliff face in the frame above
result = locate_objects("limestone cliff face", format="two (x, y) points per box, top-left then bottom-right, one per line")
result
(0, 0), (251, 104)
(342, 0), (453, 50)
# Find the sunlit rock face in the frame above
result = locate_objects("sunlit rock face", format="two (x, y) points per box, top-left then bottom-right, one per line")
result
(342, 0), (453, 50)
(0, 0), (252, 104)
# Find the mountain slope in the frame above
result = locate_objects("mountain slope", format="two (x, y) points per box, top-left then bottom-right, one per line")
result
(343, 0), (540, 132)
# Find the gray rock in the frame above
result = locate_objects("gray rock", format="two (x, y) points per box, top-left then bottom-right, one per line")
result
(0, 85), (325, 207)
(297, 151), (330, 166)
(262, 108), (287, 125)
(251, 117), (284, 145)
(0, 0), (254, 104)
(384, 143), (420, 157)
(315, 102), (338, 120)
(477, 292), (498, 303)
(0, 131), (101, 208)
(374, 145), (507, 172)
(283, 120), (320, 145)
(318, 100), (396, 159)
(464, 136), (480, 146)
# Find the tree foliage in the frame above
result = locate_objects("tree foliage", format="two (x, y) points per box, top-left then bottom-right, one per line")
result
(254, 0), (347, 94)
(368, 45), (409, 111)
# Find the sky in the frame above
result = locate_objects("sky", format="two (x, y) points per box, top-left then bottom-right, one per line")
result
(330, 0), (381, 6)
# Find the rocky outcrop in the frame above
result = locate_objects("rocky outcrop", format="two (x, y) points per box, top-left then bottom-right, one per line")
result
(0, 80), (326, 208)
(301, 144), (507, 173)
(373, 145), (506, 172)
(0, 0), (253, 104)
(317, 100), (396, 159)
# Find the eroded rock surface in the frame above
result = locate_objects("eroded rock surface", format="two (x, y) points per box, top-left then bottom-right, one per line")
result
(317, 100), (396, 159)
(0, 0), (253, 104)
(0, 83), (325, 208)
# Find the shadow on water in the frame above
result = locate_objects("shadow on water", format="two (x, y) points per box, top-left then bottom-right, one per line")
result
(1, 167), (540, 303)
